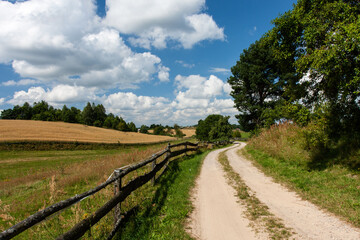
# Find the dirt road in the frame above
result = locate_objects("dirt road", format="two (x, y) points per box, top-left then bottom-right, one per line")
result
(188, 143), (360, 240)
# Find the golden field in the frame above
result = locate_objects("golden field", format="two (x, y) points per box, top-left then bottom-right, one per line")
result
(147, 127), (196, 137)
(0, 120), (175, 144)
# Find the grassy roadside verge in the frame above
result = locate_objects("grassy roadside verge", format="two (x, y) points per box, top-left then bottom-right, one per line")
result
(243, 144), (360, 228)
(115, 151), (208, 240)
(218, 151), (293, 239)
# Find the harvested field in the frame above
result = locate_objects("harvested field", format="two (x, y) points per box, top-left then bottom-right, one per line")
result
(0, 120), (175, 144)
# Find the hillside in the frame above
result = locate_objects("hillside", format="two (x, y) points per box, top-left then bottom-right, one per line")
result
(0, 120), (175, 144)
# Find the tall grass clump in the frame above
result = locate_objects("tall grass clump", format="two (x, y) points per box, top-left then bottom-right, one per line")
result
(245, 122), (360, 227)
(248, 122), (310, 166)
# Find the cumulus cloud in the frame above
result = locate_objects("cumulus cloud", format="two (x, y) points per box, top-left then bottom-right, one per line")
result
(7, 85), (97, 107)
(171, 74), (236, 125)
(103, 92), (173, 124)
(0, 0), (168, 88)
(6, 74), (236, 126)
(0, 97), (5, 105)
(175, 74), (227, 99)
(104, 0), (225, 49)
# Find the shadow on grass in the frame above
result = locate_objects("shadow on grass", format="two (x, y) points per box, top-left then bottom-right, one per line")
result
(114, 155), (192, 239)
(307, 141), (360, 171)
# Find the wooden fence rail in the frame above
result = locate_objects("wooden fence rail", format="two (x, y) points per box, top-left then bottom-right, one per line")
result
(0, 141), (199, 240)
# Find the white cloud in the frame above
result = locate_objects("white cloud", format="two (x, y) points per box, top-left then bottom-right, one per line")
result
(249, 26), (257, 36)
(210, 67), (231, 73)
(7, 85), (97, 107)
(0, 0), (168, 88)
(2, 79), (40, 86)
(171, 74), (236, 124)
(176, 60), (195, 69)
(158, 66), (170, 82)
(6, 74), (237, 126)
(104, 0), (225, 49)
(175, 74), (227, 99)
(103, 92), (172, 124)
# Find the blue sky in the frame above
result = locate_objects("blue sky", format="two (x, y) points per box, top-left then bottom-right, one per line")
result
(0, 0), (296, 126)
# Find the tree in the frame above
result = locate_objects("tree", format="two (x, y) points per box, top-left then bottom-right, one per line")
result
(228, 38), (284, 131)
(127, 122), (137, 132)
(153, 125), (166, 135)
(82, 102), (95, 126)
(93, 104), (107, 126)
(174, 124), (185, 138)
(196, 114), (232, 141)
(19, 102), (33, 120)
(139, 125), (149, 134)
(117, 117), (129, 131)
(269, 0), (360, 141)
(209, 116), (233, 141)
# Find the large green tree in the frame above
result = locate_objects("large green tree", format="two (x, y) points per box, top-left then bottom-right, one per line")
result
(228, 38), (285, 131)
(270, 0), (360, 140)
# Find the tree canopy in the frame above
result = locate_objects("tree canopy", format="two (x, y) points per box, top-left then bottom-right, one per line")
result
(228, 38), (285, 131)
(196, 114), (232, 141)
(228, 0), (360, 144)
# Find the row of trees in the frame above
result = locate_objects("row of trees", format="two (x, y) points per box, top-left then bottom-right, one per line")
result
(228, 0), (360, 149)
(0, 101), (187, 137)
(0, 101), (139, 132)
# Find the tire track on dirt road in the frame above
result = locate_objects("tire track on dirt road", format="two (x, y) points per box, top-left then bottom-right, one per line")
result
(226, 143), (360, 240)
(187, 145), (266, 240)
(188, 143), (360, 239)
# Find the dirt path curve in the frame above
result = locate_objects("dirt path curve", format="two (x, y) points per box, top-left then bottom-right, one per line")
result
(187, 145), (265, 240)
(188, 143), (360, 240)
(226, 142), (360, 240)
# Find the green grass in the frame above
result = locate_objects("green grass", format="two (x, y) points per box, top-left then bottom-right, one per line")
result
(244, 145), (360, 228)
(115, 151), (208, 240)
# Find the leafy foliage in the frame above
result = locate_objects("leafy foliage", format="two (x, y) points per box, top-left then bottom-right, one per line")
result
(196, 114), (232, 141)
(228, 38), (285, 131)
(229, 0), (360, 151)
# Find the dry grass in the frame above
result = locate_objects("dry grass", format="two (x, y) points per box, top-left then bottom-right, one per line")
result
(249, 122), (309, 163)
(0, 145), (166, 234)
(0, 120), (175, 144)
(181, 127), (196, 137)
(147, 127), (196, 137)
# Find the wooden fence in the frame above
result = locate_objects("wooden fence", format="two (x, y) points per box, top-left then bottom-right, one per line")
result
(0, 141), (200, 240)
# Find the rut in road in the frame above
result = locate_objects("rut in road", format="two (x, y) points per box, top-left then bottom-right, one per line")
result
(188, 143), (360, 240)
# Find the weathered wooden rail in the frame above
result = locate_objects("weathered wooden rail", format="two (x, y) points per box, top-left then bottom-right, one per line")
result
(0, 141), (199, 240)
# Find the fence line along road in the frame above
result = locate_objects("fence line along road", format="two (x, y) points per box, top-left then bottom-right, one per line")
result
(0, 141), (205, 240)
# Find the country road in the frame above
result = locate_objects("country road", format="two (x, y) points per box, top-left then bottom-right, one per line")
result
(187, 143), (360, 240)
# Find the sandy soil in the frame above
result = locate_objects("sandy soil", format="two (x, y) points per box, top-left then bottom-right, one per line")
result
(187, 145), (264, 240)
(188, 142), (360, 240)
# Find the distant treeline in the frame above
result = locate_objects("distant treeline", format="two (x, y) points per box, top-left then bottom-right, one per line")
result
(0, 101), (184, 137)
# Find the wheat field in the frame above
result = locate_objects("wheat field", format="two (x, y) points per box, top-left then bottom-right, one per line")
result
(0, 120), (175, 144)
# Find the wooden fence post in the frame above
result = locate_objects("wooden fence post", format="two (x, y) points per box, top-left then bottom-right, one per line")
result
(113, 169), (122, 225)
(151, 154), (156, 186)
(184, 142), (188, 156)
(167, 143), (171, 161)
